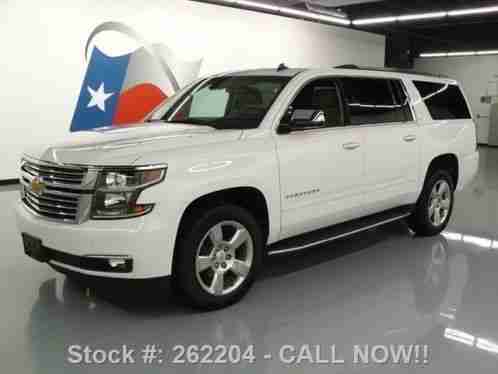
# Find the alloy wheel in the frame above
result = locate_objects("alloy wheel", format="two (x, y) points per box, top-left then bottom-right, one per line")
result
(428, 180), (451, 227)
(195, 221), (254, 296)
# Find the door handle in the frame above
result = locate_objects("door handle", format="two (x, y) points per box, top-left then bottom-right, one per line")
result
(342, 142), (361, 150)
(403, 135), (417, 142)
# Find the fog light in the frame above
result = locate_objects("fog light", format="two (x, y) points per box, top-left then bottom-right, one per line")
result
(109, 258), (127, 269)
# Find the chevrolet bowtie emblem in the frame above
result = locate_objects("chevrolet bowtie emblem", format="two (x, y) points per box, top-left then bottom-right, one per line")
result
(31, 177), (46, 195)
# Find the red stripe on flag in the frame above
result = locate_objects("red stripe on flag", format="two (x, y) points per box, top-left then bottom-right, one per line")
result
(113, 83), (167, 125)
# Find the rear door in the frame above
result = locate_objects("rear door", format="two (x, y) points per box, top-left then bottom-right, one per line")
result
(339, 77), (419, 212)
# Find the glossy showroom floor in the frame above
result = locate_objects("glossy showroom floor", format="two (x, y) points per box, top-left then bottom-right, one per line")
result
(2, 148), (498, 373)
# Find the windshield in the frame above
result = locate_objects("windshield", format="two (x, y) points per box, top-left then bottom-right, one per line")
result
(161, 76), (291, 129)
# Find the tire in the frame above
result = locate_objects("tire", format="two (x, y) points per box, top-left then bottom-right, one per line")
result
(408, 170), (454, 236)
(174, 205), (263, 310)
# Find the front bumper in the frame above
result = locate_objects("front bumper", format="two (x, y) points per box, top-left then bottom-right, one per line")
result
(16, 200), (175, 279)
(22, 232), (133, 273)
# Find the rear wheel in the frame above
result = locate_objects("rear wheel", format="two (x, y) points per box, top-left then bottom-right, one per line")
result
(408, 170), (454, 236)
(174, 205), (263, 310)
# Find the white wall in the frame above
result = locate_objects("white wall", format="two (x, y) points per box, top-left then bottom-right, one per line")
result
(415, 55), (498, 145)
(0, 0), (385, 179)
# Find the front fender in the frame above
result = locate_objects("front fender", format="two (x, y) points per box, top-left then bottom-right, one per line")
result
(138, 136), (281, 257)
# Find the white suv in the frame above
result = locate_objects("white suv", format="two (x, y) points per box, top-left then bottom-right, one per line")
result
(16, 65), (479, 309)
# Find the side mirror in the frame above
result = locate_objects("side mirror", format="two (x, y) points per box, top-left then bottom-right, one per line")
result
(279, 109), (326, 134)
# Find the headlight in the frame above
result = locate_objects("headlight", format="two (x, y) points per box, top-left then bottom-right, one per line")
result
(91, 165), (167, 219)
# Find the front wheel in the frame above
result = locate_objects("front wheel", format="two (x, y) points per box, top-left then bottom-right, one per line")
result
(408, 170), (454, 236)
(174, 205), (263, 310)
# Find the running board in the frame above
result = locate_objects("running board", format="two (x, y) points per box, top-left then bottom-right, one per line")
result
(267, 205), (413, 256)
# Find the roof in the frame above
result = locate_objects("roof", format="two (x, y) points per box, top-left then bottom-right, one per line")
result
(226, 68), (307, 77)
(221, 66), (455, 83)
(334, 65), (448, 79)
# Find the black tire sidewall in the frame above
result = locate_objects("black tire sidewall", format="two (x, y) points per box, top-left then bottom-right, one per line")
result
(175, 205), (263, 309)
(411, 170), (454, 236)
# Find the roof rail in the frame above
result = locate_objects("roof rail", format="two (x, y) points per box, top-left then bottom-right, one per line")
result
(277, 63), (289, 72)
(335, 64), (359, 69)
(334, 65), (448, 79)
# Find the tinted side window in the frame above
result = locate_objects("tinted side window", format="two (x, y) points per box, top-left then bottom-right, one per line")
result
(290, 78), (343, 127)
(413, 81), (471, 120)
(340, 78), (413, 125)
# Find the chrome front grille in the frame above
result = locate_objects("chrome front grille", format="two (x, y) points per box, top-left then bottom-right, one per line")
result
(22, 161), (86, 185)
(20, 158), (96, 223)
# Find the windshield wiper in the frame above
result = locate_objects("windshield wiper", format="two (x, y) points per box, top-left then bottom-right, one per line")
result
(166, 119), (220, 129)
(144, 118), (204, 125)
(146, 118), (221, 129)
(145, 120), (163, 123)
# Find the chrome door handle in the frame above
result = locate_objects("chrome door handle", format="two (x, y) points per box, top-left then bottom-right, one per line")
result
(342, 142), (360, 150)
(403, 135), (417, 142)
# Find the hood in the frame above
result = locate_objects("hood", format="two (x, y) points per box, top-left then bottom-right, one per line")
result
(24, 123), (242, 166)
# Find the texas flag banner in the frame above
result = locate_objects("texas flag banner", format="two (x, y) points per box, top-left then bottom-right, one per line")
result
(70, 22), (202, 132)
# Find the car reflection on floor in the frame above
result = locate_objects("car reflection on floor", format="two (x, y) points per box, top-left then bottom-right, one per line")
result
(26, 220), (498, 373)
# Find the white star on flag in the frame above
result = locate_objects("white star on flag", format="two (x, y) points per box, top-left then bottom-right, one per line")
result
(87, 82), (114, 112)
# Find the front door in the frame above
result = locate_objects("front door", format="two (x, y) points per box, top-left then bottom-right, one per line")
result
(275, 78), (366, 240)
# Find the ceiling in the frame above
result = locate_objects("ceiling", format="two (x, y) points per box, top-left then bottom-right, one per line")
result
(248, 0), (498, 54)
(340, 0), (498, 54)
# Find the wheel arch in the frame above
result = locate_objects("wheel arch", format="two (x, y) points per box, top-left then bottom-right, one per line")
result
(424, 153), (459, 189)
(172, 186), (271, 277)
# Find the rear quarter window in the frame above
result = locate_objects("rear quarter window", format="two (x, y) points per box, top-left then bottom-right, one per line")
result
(413, 81), (471, 120)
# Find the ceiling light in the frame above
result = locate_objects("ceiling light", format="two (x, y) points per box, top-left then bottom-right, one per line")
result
(419, 50), (498, 58)
(353, 16), (396, 25)
(281, 7), (351, 25)
(397, 12), (447, 21)
(210, 0), (351, 26)
(447, 51), (475, 57)
(477, 50), (498, 56)
(419, 52), (448, 58)
(448, 5), (498, 17)
(354, 4), (498, 26)
(353, 12), (447, 25)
